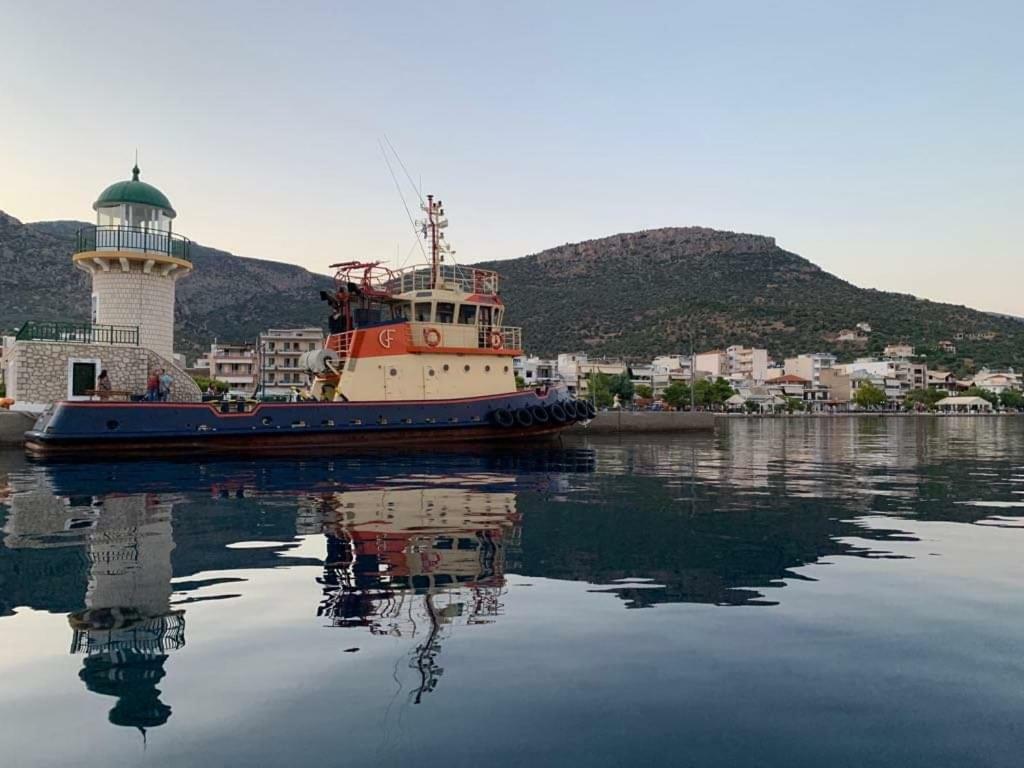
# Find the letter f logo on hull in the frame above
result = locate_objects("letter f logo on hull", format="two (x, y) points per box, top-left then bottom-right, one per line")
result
(378, 328), (396, 349)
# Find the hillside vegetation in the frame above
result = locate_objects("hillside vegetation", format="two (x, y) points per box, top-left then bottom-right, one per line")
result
(477, 227), (1023, 372)
(0, 211), (332, 357)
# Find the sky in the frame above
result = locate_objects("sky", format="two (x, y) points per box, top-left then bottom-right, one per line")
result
(1, 1), (1021, 315)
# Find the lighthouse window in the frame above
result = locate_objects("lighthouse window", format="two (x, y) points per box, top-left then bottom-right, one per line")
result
(436, 303), (455, 324)
(458, 304), (477, 324)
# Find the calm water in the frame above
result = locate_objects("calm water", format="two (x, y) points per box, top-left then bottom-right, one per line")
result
(1, 418), (1023, 767)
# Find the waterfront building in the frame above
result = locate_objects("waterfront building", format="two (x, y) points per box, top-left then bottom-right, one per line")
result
(256, 327), (324, 398)
(938, 340), (957, 354)
(970, 369), (1021, 396)
(1, 164), (201, 409)
(515, 356), (558, 386)
(651, 355), (693, 396)
(694, 350), (727, 379)
(935, 396), (994, 413)
(196, 342), (257, 397)
(555, 353), (627, 396)
(725, 346), (769, 382)
(784, 353), (836, 388)
(928, 370), (959, 394)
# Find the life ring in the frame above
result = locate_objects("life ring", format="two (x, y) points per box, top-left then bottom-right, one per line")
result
(489, 331), (503, 350)
(423, 327), (442, 347)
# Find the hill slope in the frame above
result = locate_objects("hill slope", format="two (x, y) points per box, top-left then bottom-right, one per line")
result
(0, 211), (332, 357)
(476, 227), (1024, 371)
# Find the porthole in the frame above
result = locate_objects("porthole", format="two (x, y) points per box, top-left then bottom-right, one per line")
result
(485, 365), (491, 372)
(443, 364), (450, 372)
(428, 368), (436, 376)
(105, 420), (119, 431)
(464, 365), (471, 372)
(389, 368), (398, 376)
(503, 366), (509, 373)
(262, 416), (273, 425)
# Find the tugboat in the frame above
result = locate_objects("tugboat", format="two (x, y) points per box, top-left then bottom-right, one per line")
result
(25, 196), (593, 455)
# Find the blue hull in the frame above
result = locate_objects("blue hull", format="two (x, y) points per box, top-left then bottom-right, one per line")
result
(25, 388), (588, 455)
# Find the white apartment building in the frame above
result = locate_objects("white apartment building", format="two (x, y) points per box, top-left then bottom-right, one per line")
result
(784, 353), (837, 387)
(694, 350), (727, 379)
(555, 352), (628, 396)
(515, 356), (558, 387)
(651, 355), (693, 396)
(726, 346), (769, 383)
(196, 342), (257, 397)
(257, 327), (325, 398)
(971, 369), (1022, 395)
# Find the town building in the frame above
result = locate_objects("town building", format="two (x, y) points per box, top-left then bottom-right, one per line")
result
(196, 342), (257, 397)
(514, 356), (558, 387)
(694, 350), (727, 379)
(970, 369), (1021, 396)
(725, 346), (769, 383)
(784, 353), (836, 387)
(936, 396), (994, 413)
(2, 164), (201, 409)
(883, 343), (915, 359)
(938, 340), (957, 354)
(256, 327), (324, 398)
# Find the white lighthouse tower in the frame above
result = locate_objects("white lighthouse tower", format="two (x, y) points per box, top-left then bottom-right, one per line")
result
(72, 164), (192, 359)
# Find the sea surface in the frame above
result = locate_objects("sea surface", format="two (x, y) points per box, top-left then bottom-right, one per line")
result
(1, 417), (1022, 768)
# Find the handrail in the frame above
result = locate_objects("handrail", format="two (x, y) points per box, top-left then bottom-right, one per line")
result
(15, 321), (139, 345)
(75, 224), (191, 261)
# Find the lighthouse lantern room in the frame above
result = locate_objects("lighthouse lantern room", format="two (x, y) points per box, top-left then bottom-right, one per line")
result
(72, 165), (193, 359)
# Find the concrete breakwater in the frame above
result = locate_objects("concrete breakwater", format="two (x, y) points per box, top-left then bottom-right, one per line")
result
(0, 411), (36, 445)
(570, 410), (716, 434)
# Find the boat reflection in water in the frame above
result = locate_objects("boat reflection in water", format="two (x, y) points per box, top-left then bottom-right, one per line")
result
(0, 450), (587, 729)
(310, 484), (519, 701)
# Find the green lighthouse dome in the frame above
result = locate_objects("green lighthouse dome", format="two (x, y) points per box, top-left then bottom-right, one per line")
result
(93, 165), (176, 218)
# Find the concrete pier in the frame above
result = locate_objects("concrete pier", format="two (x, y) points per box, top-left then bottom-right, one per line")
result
(570, 410), (716, 434)
(0, 411), (36, 445)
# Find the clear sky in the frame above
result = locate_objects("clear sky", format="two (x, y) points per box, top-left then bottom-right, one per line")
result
(2, 1), (1021, 315)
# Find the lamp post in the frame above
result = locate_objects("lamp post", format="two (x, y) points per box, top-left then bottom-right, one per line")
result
(689, 325), (696, 411)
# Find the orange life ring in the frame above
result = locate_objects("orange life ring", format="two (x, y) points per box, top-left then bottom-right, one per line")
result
(490, 331), (503, 350)
(424, 327), (442, 347)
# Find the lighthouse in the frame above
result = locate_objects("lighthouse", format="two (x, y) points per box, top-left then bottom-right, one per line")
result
(72, 164), (192, 359)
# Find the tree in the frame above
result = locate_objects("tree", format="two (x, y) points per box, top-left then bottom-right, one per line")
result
(662, 381), (690, 410)
(635, 384), (653, 400)
(609, 372), (635, 402)
(962, 386), (999, 407)
(191, 376), (228, 394)
(904, 388), (944, 411)
(999, 389), (1024, 409)
(693, 377), (734, 408)
(852, 381), (886, 409)
(785, 397), (805, 413)
(514, 374), (526, 389)
(586, 372), (614, 409)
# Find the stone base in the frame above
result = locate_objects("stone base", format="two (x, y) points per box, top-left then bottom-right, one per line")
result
(2, 341), (201, 405)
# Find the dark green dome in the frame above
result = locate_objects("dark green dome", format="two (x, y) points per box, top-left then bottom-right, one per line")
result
(93, 165), (176, 218)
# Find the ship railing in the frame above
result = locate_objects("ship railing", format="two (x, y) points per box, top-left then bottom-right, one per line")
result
(75, 224), (192, 261)
(408, 322), (522, 352)
(383, 264), (500, 296)
(325, 331), (354, 356)
(15, 321), (140, 346)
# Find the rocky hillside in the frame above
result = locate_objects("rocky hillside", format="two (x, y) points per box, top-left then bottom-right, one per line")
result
(3, 211), (1021, 372)
(0, 211), (332, 357)
(477, 227), (1024, 371)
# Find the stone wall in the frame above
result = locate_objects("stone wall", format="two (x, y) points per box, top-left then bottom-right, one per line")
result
(4, 340), (201, 406)
(92, 268), (178, 360)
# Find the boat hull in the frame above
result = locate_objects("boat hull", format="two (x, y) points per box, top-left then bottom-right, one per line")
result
(24, 388), (586, 456)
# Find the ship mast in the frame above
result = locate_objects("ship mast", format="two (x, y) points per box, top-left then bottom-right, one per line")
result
(420, 195), (450, 289)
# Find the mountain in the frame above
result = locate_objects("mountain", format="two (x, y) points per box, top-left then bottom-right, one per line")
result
(0, 211), (332, 358)
(3, 211), (1021, 373)
(476, 227), (1024, 372)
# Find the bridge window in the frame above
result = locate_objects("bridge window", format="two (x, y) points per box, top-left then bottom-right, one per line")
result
(437, 303), (455, 324)
(414, 302), (432, 322)
(458, 304), (477, 325)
